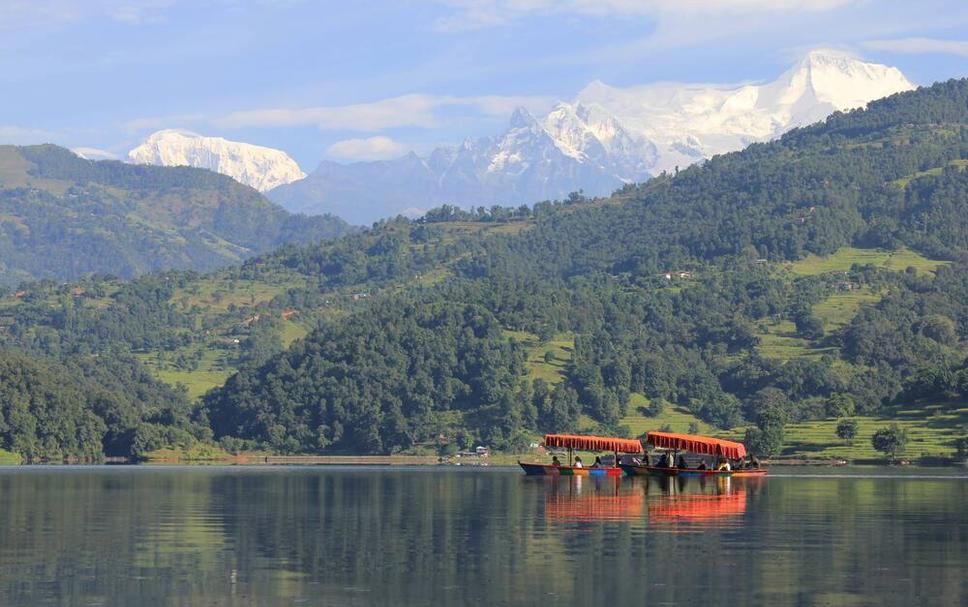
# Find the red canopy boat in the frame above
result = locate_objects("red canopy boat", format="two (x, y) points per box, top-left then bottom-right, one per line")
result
(621, 432), (766, 477)
(519, 433), (643, 476)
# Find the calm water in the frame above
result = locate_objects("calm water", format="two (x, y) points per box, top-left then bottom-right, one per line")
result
(0, 466), (965, 607)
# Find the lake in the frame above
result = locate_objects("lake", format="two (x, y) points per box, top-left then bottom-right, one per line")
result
(0, 466), (965, 606)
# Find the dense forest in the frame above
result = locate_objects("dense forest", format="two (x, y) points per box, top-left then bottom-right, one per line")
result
(0, 144), (352, 287)
(0, 79), (966, 460)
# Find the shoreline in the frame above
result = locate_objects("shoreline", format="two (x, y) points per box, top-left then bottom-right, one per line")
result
(6, 453), (967, 468)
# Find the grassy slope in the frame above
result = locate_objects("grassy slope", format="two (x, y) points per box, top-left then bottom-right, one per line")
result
(723, 402), (968, 460)
(784, 246), (949, 276)
(0, 448), (22, 465)
(503, 330), (574, 386)
(134, 270), (320, 399)
(756, 248), (947, 361)
(754, 246), (963, 459)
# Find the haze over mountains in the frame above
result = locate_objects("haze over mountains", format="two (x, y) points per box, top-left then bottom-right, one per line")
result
(126, 50), (914, 225)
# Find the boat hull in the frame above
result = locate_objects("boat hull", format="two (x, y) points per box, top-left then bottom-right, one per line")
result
(620, 464), (767, 478)
(518, 462), (623, 476)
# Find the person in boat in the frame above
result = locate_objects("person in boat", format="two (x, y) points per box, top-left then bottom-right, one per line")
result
(574, 455), (584, 469)
(632, 452), (650, 466)
(696, 459), (707, 470)
(676, 454), (688, 469)
(551, 455), (561, 467)
(716, 458), (731, 471)
(655, 453), (668, 468)
(591, 456), (603, 468)
(749, 454), (760, 469)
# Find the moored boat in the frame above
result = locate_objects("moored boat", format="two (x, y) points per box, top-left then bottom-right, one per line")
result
(620, 464), (767, 478)
(519, 433), (643, 476)
(620, 431), (767, 477)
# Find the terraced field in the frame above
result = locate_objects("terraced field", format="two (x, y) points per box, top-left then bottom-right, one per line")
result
(786, 246), (948, 276)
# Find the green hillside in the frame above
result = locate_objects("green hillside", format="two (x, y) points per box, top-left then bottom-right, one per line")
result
(199, 79), (968, 457)
(1, 79), (967, 462)
(0, 144), (352, 287)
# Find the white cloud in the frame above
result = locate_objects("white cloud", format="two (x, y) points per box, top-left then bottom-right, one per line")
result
(326, 136), (409, 161)
(434, 0), (855, 31)
(71, 146), (119, 160)
(0, 0), (176, 31)
(0, 125), (60, 144)
(218, 94), (443, 131)
(215, 94), (553, 131)
(124, 114), (205, 132)
(862, 37), (968, 57)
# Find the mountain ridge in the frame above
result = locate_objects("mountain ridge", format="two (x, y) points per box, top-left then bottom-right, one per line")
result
(0, 144), (350, 287)
(269, 50), (915, 224)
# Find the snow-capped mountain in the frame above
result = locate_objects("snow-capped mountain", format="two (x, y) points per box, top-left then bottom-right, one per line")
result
(270, 108), (622, 224)
(574, 49), (915, 173)
(269, 49), (915, 224)
(128, 130), (305, 192)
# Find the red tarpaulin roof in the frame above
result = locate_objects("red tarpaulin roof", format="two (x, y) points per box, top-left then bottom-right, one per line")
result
(544, 434), (644, 453)
(646, 431), (747, 459)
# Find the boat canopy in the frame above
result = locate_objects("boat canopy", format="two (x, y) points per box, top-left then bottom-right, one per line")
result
(646, 431), (747, 459)
(544, 434), (644, 453)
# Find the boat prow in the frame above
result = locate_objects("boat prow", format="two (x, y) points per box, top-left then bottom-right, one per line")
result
(518, 461), (623, 476)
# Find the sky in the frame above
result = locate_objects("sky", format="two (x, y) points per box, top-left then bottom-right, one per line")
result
(0, 0), (966, 169)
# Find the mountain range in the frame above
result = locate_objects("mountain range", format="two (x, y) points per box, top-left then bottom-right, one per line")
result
(126, 50), (914, 225)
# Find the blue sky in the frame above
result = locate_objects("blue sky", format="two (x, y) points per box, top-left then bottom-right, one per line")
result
(1, 0), (965, 169)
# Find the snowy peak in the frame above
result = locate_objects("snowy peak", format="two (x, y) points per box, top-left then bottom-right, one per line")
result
(770, 49), (914, 113)
(573, 49), (915, 172)
(128, 130), (305, 192)
(542, 101), (656, 178)
(269, 50), (917, 224)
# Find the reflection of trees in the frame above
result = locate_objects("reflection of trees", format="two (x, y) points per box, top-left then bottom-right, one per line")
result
(0, 471), (964, 606)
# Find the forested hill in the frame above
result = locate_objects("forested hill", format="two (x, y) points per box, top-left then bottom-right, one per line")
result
(1, 79), (966, 461)
(0, 145), (353, 287)
(205, 79), (968, 455)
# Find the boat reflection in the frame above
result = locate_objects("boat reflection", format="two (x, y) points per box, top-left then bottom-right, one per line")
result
(543, 476), (644, 522)
(646, 476), (752, 528)
(539, 474), (759, 526)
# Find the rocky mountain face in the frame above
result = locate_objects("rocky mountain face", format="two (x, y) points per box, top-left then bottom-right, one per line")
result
(269, 51), (914, 224)
(128, 130), (305, 192)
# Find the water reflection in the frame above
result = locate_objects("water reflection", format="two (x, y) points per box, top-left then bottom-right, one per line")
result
(538, 474), (759, 528)
(0, 467), (964, 606)
(646, 477), (749, 528)
(543, 476), (644, 522)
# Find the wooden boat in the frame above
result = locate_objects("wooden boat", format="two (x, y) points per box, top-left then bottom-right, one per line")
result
(519, 462), (623, 476)
(519, 433), (644, 476)
(620, 464), (767, 478)
(620, 431), (768, 478)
